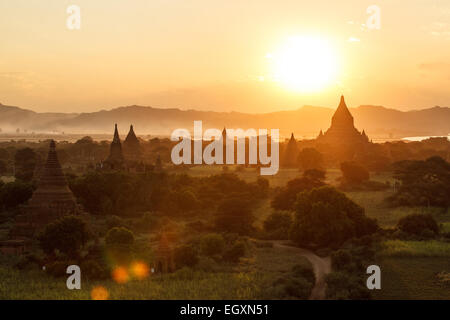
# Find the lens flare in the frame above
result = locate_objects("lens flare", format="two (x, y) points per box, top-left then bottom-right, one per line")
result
(112, 266), (130, 284)
(131, 261), (150, 280)
(91, 286), (109, 300)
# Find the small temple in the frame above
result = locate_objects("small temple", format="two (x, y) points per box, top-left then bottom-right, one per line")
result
(316, 95), (369, 146)
(152, 233), (175, 273)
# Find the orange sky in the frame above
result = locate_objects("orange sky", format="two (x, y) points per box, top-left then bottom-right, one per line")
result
(1, 0), (450, 113)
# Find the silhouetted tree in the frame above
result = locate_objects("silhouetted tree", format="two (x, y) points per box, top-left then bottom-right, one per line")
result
(14, 148), (37, 182)
(340, 161), (370, 184)
(298, 148), (324, 171)
(38, 216), (90, 259)
(290, 186), (378, 247)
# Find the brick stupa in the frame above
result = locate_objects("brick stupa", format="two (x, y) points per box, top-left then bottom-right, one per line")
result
(1, 140), (82, 253)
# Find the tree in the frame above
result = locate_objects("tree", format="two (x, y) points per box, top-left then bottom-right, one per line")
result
(105, 227), (135, 264)
(14, 148), (37, 182)
(298, 148), (324, 171)
(271, 176), (325, 211)
(0, 181), (33, 209)
(303, 169), (326, 181)
(0, 160), (7, 175)
(105, 227), (135, 250)
(397, 213), (439, 236)
(38, 216), (90, 259)
(174, 244), (198, 267)
(215, 196), (255, 235)
(340, 161), (369, 184)
(389, 156), (450, 208)
(200, 233), (225, 256)
(290, 186), (378, 247)
(263, 211), (292, 239)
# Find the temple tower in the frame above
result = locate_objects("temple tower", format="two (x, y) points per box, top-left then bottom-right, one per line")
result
(123, 124), (142, 161)
(282, 133), (299, 167)
(316, 96), (370, 146)
(9, 140), (81, 239)
(152, 234), (175, 273)
(103, 124), (125, 170)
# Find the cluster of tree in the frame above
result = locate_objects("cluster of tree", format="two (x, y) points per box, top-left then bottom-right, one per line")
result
(325, 236), (377, 299)
(0, 180), (33, 211)
(266, 263), (316, 299)
(389, 156), (450, 208)
(290, 186), (378, 248)
(394, 213), (440, 240)
(271, 169), (326, 211)
(69, 171), (268, 217)
(175, 233), (247, 269)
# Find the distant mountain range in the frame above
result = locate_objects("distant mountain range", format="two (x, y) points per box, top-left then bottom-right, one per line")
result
(0, 102), (449, 139)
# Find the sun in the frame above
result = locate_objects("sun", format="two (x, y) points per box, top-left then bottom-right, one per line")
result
(269, 36), (338, 92)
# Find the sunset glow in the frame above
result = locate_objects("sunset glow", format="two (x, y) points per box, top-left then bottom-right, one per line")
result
(270, 36), (338, 92)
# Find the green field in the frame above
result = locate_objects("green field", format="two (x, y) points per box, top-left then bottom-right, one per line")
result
(0, 241), (313, 300)
(372, 257), (450, 300)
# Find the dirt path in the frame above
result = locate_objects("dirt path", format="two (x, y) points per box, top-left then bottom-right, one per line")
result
(272, 241), (332, 300)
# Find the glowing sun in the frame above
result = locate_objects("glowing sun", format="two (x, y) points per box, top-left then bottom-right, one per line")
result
(269, 36), (338, 92)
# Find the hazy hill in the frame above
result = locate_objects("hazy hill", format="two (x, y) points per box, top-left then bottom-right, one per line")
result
(0, 102), (449, 139)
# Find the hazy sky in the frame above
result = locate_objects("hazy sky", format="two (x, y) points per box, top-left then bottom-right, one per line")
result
(1, 0), (450, 113)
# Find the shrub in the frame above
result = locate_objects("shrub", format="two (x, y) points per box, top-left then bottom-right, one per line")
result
(105, 227), (135, 249)
(331, 250), (353, 271)
(215, 197), (255, 235)
(223, 241), (246, 263)
(80, 260), (108, 280)
(200, 233), (226, 256)
(325, 271), (370, 300)
(340, 161), (370, 184)
(105, 227), (135, 263)
(284, 276), (314, 299)
(291, 264), (315, 284)
(45, 261), (72, 278)
(38, 216), (90, 259)
(263, 211), (292, 239)
(174, 244), (199, 268)
(397, 213), (439, 236)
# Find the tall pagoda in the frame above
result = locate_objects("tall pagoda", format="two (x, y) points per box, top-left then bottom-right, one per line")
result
(2, 140), (82, 251)
(281, 133), (299, 167)
(103, 124), (125, 170)
(316, 96), (369, 145)
(123, 124), (142, 161)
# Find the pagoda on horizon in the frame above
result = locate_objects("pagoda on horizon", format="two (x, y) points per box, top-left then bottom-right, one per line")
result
(316, 95), (369, 146)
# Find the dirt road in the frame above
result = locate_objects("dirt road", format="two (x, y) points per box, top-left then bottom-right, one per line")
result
(272, 241), (332, 300)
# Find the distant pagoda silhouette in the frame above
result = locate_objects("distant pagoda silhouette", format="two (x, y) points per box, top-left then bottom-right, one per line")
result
(101, 124), (146, 172)
(103, 124), (125, 170)
(281, 133), (299, 167)
(123, 124), (142, 161)
(316, 95), (369, 145)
